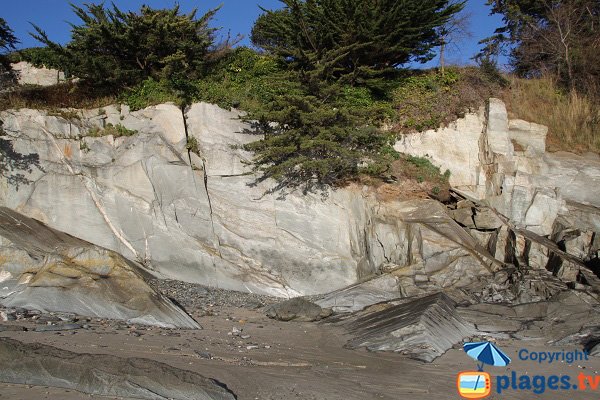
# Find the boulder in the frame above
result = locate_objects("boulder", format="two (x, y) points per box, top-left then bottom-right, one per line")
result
(473, 208), (502, 230)
(0, 207), (199, 329)
(265, 298), (332, 322)
(450, 207), (475, 228)
(340, 293), (476, 362)
(315, 274), (401, 313)
(0, 338), (236, 400)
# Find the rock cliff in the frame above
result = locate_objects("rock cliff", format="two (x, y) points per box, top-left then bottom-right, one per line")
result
(1, 98), (598, 300)
(0, 102), (498, 297)
(395, 98), (600, 292)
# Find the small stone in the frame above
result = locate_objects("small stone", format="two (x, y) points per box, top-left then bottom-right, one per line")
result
(246, 345), (259, 350)
(195, 351), (212, 359)
(241, 335), (251, 339)
(231, 327), (242, 336)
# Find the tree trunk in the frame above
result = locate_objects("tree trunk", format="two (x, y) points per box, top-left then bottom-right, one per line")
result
(440, 41), (446, 76)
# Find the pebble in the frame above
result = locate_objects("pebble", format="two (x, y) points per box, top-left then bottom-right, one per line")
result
(147, 279), (278, 310)
(195, 350), (212, 359)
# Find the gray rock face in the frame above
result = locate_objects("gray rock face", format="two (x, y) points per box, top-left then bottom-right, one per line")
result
(10, 62), (65, 86)
(265, 298), (332, 322)
(0, 338), (236, 400)
(396, 98), (600, 288)
(315, 274), (402, 313)
(458, 290), (600, 343)
(0, 103), (498, 297)
(340, 293), (476, 362)
(0, 207), (199, 329)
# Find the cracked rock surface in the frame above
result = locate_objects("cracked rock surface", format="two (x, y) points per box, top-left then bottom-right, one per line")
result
(0, 103), (498, 297)
(0, 337), (236, 400)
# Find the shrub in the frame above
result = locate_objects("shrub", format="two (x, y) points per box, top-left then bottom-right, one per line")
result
(0, 82), (115, 111)
(11, 47), (63, 71)
(88, 123), (137, 138)
(195, 47), (298, 110)
(186, 136), (200, 155)
(392, 67), (504, 132)
(122, 78), (186, 111)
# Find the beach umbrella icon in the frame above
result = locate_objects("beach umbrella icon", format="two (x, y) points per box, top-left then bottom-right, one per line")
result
(463, 341), (511, 371)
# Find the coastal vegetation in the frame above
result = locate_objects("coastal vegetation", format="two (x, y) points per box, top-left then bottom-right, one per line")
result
(1, 0), (598, 193)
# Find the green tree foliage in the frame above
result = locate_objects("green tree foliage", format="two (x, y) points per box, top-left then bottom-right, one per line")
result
(483, 0), (600, 93)
(31, 3), (220, 89)
(251, 0), (465, 83)
(10, 47), (64, 71)
(244, 0), (465, 193)
(243, 81), (398, 194)
(0, 17), (18, 71)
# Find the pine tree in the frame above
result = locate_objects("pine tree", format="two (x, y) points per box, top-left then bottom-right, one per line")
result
(0, 18), (18, 70)
(0, 18), (19, 88)
(31, 4), (220, 89)
(251, 0), (465, 83)
(482, 0), (600, 93)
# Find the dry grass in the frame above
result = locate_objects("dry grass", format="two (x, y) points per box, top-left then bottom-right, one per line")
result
(0, 83), (115, 112)
(502, 76), (600, 153)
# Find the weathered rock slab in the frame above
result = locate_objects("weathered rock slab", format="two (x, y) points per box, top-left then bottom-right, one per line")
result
(0, 338), (236, 400)
(340, 293), (476, 362)
(10, 61), (65, 86)
(0, 207), (199, 329)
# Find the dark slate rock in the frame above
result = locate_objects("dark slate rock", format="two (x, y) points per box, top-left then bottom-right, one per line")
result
(265, 298), (332, 322)
(340, 293), (475, 362)
(0, 338), (236, 400)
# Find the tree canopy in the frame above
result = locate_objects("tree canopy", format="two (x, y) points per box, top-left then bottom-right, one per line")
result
(32, 3), (221, 89)
(483, 0), (600, 93)
(0, 18), (18, 69)
(251, 0), (465, 83)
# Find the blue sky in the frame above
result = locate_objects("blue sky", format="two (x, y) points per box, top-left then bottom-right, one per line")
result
(2, 0), (506, 68)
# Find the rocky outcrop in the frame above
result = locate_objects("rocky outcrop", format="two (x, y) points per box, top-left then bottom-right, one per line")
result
(10, 62), (65, 87)
(338, 293), (476, 362)
(0, 207), (199, 328)
(0, 338), (236, 400)
(0, 103), (497, 297)
(395, 98), (600, 289)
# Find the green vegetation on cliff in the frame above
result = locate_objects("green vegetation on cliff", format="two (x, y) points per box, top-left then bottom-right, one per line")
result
(6, 1), (597, 194)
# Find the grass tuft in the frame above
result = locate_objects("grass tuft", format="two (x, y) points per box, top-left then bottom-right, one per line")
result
(502, 76), (600, 153)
